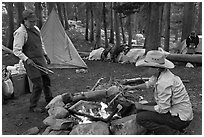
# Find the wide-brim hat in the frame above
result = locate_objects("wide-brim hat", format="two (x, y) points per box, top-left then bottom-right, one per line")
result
(22, 9), (38, 21)
(136, 50), (175, 69)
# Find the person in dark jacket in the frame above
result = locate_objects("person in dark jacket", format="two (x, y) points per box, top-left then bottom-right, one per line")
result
(13, 9), (53, 112)
(186, 31), (199, 54)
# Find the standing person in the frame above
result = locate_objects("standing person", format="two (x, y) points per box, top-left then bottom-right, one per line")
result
(186, 31), (199, 54)
(124, 50), (193, 135)
(13, 9), (53, 112)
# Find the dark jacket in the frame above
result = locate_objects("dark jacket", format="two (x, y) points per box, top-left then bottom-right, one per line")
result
(186, 35), (199, 48)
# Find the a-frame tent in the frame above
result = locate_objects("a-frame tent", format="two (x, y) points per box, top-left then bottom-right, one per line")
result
(41, 9), (88, 68)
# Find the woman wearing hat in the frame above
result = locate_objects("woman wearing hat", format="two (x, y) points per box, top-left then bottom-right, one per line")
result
(13, 9), (53, 112)
(124, 50), (193, 135)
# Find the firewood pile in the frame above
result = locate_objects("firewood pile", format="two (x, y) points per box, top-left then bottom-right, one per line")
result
(23, 77), (149, 135)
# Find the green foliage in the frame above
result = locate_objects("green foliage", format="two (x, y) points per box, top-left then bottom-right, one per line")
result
(170, 3), (184, 30)
(113, 2), (144, 15)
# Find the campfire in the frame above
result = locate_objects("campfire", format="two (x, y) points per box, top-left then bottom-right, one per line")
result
(25, 77), (149, 135)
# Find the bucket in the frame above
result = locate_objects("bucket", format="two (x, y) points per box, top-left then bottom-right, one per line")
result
(11, 73), (29, 96)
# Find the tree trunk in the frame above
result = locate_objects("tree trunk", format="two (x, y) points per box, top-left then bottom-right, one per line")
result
(164, 3), (171, 51)
(158, 3), (164, 46)
(114, 2), (120, 48)
(94, 3), (103, 49)
(14, 2), (25, 27)
(167, 53), (202, 64)
(90, 5), (94, 42)
(85, 3), (89, 41)
(66, 3), (71, 29)
(47, 2), (55, 15)
(181, 2), (194, 41)
(127, 14), (132, 48)
(143, 3), (151, 50)
(110, 2), (121, 61)
(56, 3), (64, 27)
(103, 2), (109, 49)
(109, 2), (114, 44)
(145, 3), (160, 52)
(6, 2), (14, 50)
(63, 3), (69, 30)
(34, 2), (43, 29)
(119, 13), (126, 44)
(74, 3), (78, 21)
(196, 2), (202, 35)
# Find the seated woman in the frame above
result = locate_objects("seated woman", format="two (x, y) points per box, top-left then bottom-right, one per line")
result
(124, 50), (193, 135)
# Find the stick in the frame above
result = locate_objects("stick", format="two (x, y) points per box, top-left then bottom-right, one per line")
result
(33, 65), (48, 74)
(108, 92), (122, 106)
(90, 77), (104, 91)
(34, 64), (54, 74)
(35, 64), (54, 74)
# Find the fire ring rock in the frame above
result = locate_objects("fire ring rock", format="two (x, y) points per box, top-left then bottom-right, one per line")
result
(110, 114), (146, 135)
(69, 121), (110, 135)
(48, 106), (69, 119)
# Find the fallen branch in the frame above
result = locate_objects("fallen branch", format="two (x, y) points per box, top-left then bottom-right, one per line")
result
(121, 77), (149, 85)
(91, 78), (104, 91)
(62, 87), (120, 104)
(121, 77), (190, 85)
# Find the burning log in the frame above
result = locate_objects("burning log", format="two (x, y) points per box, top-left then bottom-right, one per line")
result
(62, 85), (121, 104)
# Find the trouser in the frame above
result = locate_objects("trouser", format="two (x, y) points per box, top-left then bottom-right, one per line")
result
(29, 75), (53, 109)
(136, 102), (191, 135)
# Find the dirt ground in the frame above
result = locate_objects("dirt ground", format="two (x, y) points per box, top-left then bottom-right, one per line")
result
(2, 59), (202, 135)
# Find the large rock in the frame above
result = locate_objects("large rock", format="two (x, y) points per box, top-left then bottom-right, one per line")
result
(48, 106), (69, 119)
(43, 116), (75, 130)
(22, 127), (39, 135)
(48, 130), (70, 135)
(45, 95), (65, 109)
(42, 126), (52, 135)
(69, 121), (110, 135)
(110, 114), (146, 135)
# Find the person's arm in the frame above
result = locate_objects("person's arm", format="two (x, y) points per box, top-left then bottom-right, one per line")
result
(124, 76), (157, 91)
(135, 102), (156, 112)
(125, 83), (147, 90)
(13, 30), (28, 61)
(195, 36), (199, 47)
(186, 37), (191, 47)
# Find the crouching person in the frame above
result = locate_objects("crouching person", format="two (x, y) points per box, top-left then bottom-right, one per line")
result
(124, 50), (193, 135)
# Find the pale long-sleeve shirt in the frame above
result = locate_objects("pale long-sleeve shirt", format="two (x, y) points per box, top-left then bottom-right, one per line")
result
(145, 69), (193, 121)
(13, 24), (47, 61)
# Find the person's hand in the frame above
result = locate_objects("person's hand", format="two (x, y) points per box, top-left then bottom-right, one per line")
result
(26, 58), (35, 66)
(44, 55), (51, 64)
(135, 102), (143, 110)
